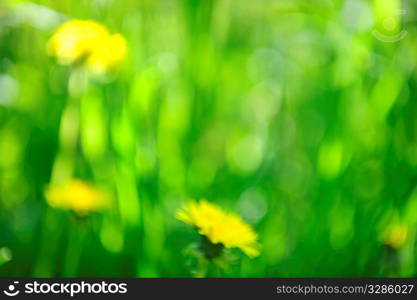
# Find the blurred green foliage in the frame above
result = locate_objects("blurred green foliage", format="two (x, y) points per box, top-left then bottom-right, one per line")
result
(0, 0), (417, 277)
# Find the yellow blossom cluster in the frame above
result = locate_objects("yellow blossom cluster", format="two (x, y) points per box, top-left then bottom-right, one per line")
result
(47, 20), (127, 75)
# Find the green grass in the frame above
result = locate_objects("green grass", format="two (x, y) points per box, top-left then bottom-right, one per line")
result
(0, 0), (417, 277)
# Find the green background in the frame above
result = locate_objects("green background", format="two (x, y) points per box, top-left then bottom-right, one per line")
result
(0, 0), (417, 277)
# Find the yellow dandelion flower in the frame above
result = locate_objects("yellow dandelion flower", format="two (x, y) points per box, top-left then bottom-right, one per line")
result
(45, 179), (109, 215)
(176, 199), (260, 258)
(47, 20), (108, 65)
(47, 19), (127, 74)
(85, 33), (128, 75)
(384, 224), (408, 249)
